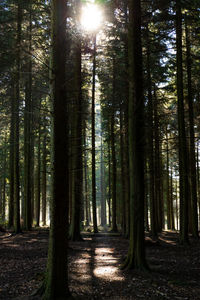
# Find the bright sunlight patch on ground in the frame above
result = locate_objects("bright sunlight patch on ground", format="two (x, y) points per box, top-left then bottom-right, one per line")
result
(81, 3), (103, 32)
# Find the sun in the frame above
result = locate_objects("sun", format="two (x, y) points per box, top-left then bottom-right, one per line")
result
(81, 3), (103, 32)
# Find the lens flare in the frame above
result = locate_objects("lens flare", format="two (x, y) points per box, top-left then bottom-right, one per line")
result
(81, 4), (102, 31)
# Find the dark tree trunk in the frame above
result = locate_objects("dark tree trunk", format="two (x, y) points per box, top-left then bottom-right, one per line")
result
(108, 140), (111, 227)
(70, 5), (83, 240)
(24, 1), (32, 230)
(146, 25), (156, 237)
(166, 128), (171, 229)
(83, 127), (89, 226)
(100, 128), (106, 226)
(9, 88), (14, 228)
(120, 107), (126, 235)
(123, 0), (147, 270)
(42, 1), (71, 298)
(153, 87), (163, 232)
(111, 60), (118, 232)
(91, 35), (98, 233)
(13, 0), (22, 233)
(176, 0), (189, 244)
(42, 122), (47, 226)
(185, 15), (198, 238)
(170, 167), (175, 230)
(35, 122), (41, 227)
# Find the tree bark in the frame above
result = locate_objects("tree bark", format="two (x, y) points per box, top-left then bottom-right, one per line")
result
(42, 1), (71, 298)
(91, 35), (98, 233)
(13, 0), (22, 233)
(176, 0), (189, 244)
(24, 0), (32, 230)
(123, 0), (147, 270)
(185, 15), (198, 238)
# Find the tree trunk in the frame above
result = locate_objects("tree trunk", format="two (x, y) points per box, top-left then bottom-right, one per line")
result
(108, 140), (111, 227)
(153, 87), (163, 232)
(111, 59), (117, 232)
(146, 25), (156, 237)
(9, 86), (14, 228)
(100, 127), (106, 226)
(91, 35), (98, 233)
(120, 107), (126, 235)
(176, 0), (189, 244)
(83, 127), (89, 226)
(70, 5), (83, 240)
(24, 0), (32, 230)
(42, 0), (71, 297)
(42, 122), (47, 226)
(166, 128), (171, 229)
(13, 0), (22, 233)
(35, 122), (41, 227)
(170, 167), (175, 230)
(123, 0), (147, 270)
(185, 15), (198, 238)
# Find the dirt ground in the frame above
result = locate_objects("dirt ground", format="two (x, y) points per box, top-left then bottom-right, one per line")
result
(0, 229), (200, 299)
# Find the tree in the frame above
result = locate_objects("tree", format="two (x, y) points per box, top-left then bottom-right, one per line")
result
(13, 0), (22, 233)
(24, 0), (33, 230)
(69, 0), (83, 241)
(176, 0), (189, 244)
(42, 0), (71, 298)
(185, 13), (198, 238)
(91, 34), (98, 233)
(123, 0), (147, 269)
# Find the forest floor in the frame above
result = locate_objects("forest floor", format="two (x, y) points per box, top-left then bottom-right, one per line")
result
(0, 229), (200, 299)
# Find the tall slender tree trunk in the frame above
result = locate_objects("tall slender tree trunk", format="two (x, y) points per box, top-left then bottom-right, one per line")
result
(197, 145), (200, 230)
(83, 128), (89, 226)
(108, 140), (111, 227)
(153, 87), (163, 232)
(13, 0), (22, 233)
(2, 139), (7, 221)
(9, 92), (14, 228)
(123, 1), (130, 238)
(120, 107), (126, 234)
(36, 122), (41, 227)
(91, 35), (98, 233)
(70, 4), (83, 240)
(175, 180), (179, 230)
(111, 58), (117, 232)
(176, 0), (189, 244)
(42, 122), (47, 226)
(166, 128), (171, 229)
(146, 25), (156, 237)
(100, 127), (106, 226)
(24, 0), (32, 230)
(123, 0), (147, 270)
(42, 0), (71, 298)
(185, 15), (198, 238)
(170, 167), (175, 230)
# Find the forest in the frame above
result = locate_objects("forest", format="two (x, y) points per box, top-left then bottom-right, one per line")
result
(0, 0), (200, 299)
